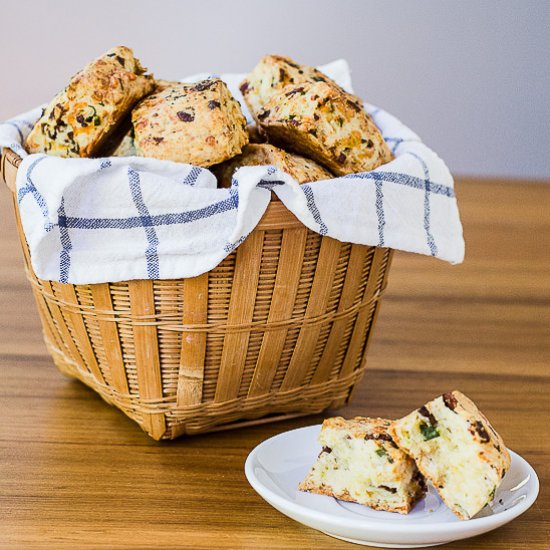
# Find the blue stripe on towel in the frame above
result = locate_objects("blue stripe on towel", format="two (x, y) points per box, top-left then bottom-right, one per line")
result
(128, 166), (160, 279)
(407, 152), (438, 256)
(302, 184), (328, 235)
(58, 198), (72, 283)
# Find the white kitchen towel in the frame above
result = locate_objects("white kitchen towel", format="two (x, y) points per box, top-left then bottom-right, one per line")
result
(0, 61), (464, 284)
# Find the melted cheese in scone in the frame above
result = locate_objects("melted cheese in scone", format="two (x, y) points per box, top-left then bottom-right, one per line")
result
(389, 391), (511, 520)
(299, 417), (426, 514)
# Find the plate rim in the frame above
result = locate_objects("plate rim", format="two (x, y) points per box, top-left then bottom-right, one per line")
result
(245, 424), (540, 535)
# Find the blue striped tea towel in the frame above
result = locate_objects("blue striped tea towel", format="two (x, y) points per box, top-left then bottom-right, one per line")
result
(0, 61), (464, 284)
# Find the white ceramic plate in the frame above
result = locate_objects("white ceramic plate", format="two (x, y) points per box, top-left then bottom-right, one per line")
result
(245, 425), (539, 548)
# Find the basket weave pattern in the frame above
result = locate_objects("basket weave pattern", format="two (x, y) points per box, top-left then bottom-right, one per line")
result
(2, 149), (392, 440)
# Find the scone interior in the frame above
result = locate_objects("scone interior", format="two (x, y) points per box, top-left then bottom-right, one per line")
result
(212, 143), (332, 188)
(132, 78), (248, 167)
(389, 391), (511, 520)
(299, 417), (426, 514)
(25, 46), (154, 158)
(256, 80), (393, 176)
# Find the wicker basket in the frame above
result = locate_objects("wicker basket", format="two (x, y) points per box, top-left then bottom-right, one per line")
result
(1, 148), (393, 440)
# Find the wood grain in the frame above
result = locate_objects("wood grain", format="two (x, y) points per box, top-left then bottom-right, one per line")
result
(0, 177), (549, 549)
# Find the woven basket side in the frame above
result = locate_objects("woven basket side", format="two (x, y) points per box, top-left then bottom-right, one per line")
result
(2, 148), (393, 440)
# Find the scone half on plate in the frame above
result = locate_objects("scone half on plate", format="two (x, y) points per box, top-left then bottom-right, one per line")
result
(25, 46), (154, 158)
(389, 391), (511, 520)
(299, 417), (426, 514)
(255, 80), (393, 176)
(212, 143), (332, 188)
(132, 78), (248, 167)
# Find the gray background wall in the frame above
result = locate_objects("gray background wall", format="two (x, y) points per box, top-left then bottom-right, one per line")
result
(1, 0), (548, 179)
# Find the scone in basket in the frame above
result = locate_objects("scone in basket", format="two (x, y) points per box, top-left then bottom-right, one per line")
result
(1, 148), (392, 440)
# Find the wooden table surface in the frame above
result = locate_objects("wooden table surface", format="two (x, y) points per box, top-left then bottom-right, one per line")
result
(0, 177), (548, 549)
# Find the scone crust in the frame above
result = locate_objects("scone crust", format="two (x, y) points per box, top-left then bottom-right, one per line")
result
(240, 54), (361, 125)
(132, 78), (248, 167)
(25, 46), (154, 158)
(256, 81), (393, 175)
(213, 143), (332, 188)
(389, 391), (511, 520)
(299, 416), (426, 514)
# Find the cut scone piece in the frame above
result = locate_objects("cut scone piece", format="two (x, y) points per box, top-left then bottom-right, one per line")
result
(26, 46), (154, 157)
(299, 417), (426, 514)
(240, 54), (358, 124)
(388, 391), (511, 520)
(212, 143), (332, 188)
(132, 78), (248, 167)
(255, 80), (393, 175)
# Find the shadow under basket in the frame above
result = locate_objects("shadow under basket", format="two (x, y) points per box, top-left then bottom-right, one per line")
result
(1, 148), (393, 440)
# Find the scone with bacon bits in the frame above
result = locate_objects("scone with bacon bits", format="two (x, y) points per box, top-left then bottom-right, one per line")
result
(213, 143), (332, 188)
(389, 391), (511, 520)
(299, 417), (426, 514)
(26, 46), (154, 158)
(239, 54), (357, 124)
(255, 80), (393, 176)
(132, 78), (248, 167)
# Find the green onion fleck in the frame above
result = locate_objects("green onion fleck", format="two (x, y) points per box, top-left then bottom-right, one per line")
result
(420, 422), (440, 440)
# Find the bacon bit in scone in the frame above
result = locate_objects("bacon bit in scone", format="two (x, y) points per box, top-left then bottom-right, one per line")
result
(443, 392), (458, 411)
(285, 86), (305, 97)
(379, 485), (397, 494)
(322, 446), (332, 454)
(177, 111), (194, 122)
(336, 152), (346, 164)
(474, 421), (490, 442)
(205, 135), (216, 146)
(76, 114), (87, 127)
(208, 100), (221, 110)
(152, 137), (164, 144)
(193, 80), (216, 92)
(239, 81), (249, 94)
(347, 99), (362, 112)
(257, 109), (270, 121)
(418, 406), (438, 427)
(313, 113), (320, 121)
(284, 59), (300, 69)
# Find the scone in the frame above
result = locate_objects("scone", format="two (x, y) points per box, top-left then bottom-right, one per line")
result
(26, 46), (154, 157)
(255, 80), (393, 175)
(132, 79), (248, 167)
(299, 417), (426, 514)
(240, 54), (358, 124)
(154, 79), (181, 92)
(388, 391), (511, 520)
(212, 143), (332, 188)
(111, 132), (136, 157)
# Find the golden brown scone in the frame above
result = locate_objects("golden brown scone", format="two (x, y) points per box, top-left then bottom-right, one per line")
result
(256, 80), (393, 175)
(154, 79), (181, 92)
(212, 143), (332, 188)
(25, 46), (154, 158)
(299, 417), (426, 514)
(389, 391), (511, 520)
(240, 54), (358, 124)
(132, 79), (248, 167)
